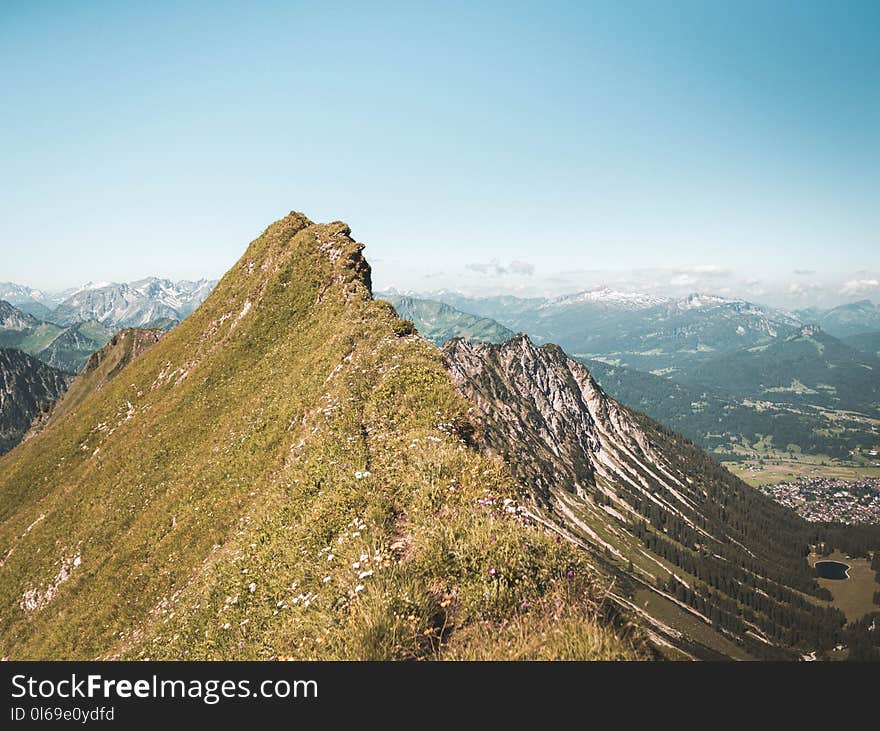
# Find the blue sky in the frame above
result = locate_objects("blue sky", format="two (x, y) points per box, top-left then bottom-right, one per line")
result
(1, 1), (878, 305)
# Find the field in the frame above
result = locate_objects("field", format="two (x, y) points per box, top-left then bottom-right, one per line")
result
(808, 552), (880, 623)
(721, 441), (880, 487)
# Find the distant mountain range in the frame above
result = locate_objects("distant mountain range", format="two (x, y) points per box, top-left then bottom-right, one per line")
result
(681, 325), (880, 415)
(798, 300), (880, 338)
(425, 289), (805, 372)
(5, 275), (880, 463)
(380, 295), (514, 346)
(0, 277), (217, 330)
(384, 291), (880, 461)
(0, 300), (115, 373)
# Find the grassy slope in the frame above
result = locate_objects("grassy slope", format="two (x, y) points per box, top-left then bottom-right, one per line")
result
(0, 213), (639, 660)
(32, 328), (164, 432)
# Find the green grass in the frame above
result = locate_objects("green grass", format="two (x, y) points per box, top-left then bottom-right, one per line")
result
(632, 589), (753, 661)
(808, 552), (880, 624)
(0, 213), (639, 661)
(724, 454), (880, 487)
(15, 322), (64, 353)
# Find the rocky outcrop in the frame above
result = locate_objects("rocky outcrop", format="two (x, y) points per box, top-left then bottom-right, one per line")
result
(444, 334), (670, 506)
(0, 301), (38, 333)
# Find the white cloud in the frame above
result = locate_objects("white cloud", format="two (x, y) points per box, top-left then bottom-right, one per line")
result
(508, 260), (535, 276)
(682, 264), (727, 276)
(842, 278), (880, 294)
(465, 259), (534, 277)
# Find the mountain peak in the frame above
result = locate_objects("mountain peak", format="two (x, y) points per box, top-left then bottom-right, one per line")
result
(244, 213), (372, 296)
(680, 292), (735, 308)
(546, 287), (666, 310)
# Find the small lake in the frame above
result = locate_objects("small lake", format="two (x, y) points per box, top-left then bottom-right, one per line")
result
(815, 560), (850, 580)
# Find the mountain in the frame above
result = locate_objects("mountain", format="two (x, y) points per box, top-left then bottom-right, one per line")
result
(379, 294), (514, 346)
(13, 301), (55, 320)
(681, 325), (880, 417)
(3, 212), (875, 661)
(0, 301), (113, 374)
(0, 212), (639, 661)
(0, 349), (72, 455)
(0, 301), (69, 356)
(396, 295), (877, 460)
(26, 328), (164, 440)
(843, 331), (880, 359)
(0, 283), (57, 308)
(432, 291), (802, 373)
(0, 300), (38, 333)
(422, 293), (880, 460)
(51, 277), (217, 329)
(35, 322), (114, 373)
(584, 358), (880, 460)
(443, 335), (853, 658)
(546, 287), (668, 310)
(429, 292), (547, 325)
(804, 300), (880, 338)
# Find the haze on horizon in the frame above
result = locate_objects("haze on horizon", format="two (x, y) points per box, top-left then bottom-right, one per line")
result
(2, 1), (878, 309)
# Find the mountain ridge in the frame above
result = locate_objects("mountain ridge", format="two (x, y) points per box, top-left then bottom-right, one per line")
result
(442, 333), (851, 658)
(0, 212), (638, 661)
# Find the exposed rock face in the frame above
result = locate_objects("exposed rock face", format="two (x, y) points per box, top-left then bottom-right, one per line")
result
(444, 334), (680, 506)
(0, 349), (72, 454)
(445, 334), (602, 500)
(443, 333), (837, 658)
(0, 301), (38, 332)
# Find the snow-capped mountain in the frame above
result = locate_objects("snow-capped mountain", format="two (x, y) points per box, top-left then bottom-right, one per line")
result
(678, 292), (734, 309)
(0, 282), (53, 306)
(544, 287), (669, 310)
(51, 277), (218, 328)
